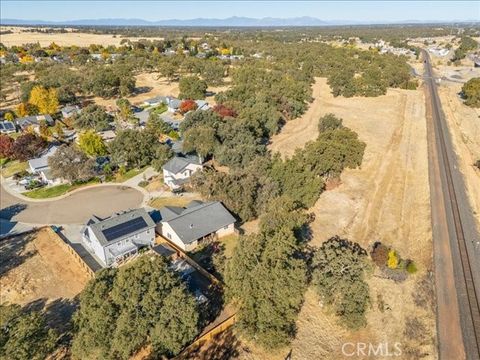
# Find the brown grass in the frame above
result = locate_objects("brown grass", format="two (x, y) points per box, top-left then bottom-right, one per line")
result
(148, 195), (201, 209)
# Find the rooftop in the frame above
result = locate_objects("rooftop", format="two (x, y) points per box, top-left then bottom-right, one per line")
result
(163, 155), (202, 174)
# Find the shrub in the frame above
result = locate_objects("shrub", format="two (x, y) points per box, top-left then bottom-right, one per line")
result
(387, 250), (399, 269)
(406, 260), (418, 274)
(370, 242), (389, 267)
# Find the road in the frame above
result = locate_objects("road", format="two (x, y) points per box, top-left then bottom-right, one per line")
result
(0, 184), (143, 225)
(423, 50), (480, 360)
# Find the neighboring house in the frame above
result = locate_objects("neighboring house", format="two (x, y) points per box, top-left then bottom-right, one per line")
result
(158, 201), (236, 251)
(143, 96), (167, 107)
(81, 208), (156, 267)
(98, 130), (117, 142)
(61, 105), (81, 119)
(16, 115), (54, 133)
(134, 110), (150, 126)
(27, 145), (61, 185)
(159, 113), (181, 130)
(166, 96), (181, 113)
(162, 155), (203, 190)
(194, 100), (210, 111)
(0, 121), (16, 134)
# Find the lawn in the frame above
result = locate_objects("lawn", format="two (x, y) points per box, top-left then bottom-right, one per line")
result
(114, 167), (145, 183)
(148, 195), (201, 209)
(23, 179), (100, 199)
(151, 104), (167, 114)
(0, 160), (28, 178)
(219, 233), (239, 259)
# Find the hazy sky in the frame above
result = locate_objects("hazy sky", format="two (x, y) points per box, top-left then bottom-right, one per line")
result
(1, 1), (479, 22)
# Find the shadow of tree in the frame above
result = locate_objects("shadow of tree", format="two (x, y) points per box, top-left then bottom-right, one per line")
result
(178, 329), (242, 360)
(135, 86), (153, 95)
(0, 203), (27, 221)
(24, 297), (79, 335)
(0, 232), (37, 276)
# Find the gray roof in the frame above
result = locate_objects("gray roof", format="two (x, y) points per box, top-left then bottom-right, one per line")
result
(87, 208), (155, 246)
(162, 201), (236, 244)
(144, 96), (167, 105)
(61, 105), (80, 115)
(17, 115), (53, 128)
(166, 97), (181, 109)
(28, 145), (59, 170)
(134, 110), (150, 125)
(163, 155), (201, 174)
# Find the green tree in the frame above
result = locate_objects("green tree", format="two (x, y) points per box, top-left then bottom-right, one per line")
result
(0, 304), (57, 360)
(48, 144), (96, 183)
(462, 77), (480, 108)
(182, 125), (218, 159)
(72, 256), (199, 359)
(78, 130), (108, 156)
(225, 198), (308, 348)
(318, 113), (343, 132)
(312, 236), (370, 329)
(73, 104), (113, 131)
(179, 76), (207, 100)
(146, 112), (173, 135)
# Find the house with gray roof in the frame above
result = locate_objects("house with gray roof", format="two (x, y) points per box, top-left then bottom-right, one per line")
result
(143, 96), (167, 107)
(61, 105), (81, 119)
(0, 121), (16, 134)
(158, 201), (236, 251)
(81, 208), (156, 267)
(16, 114), (54, 133)
(28, 145), (61, 185)
(162, 155), (203, 190)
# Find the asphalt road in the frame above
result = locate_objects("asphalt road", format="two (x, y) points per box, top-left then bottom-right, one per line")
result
(423, 50), (480, 360)
(0, 185), (144, 225)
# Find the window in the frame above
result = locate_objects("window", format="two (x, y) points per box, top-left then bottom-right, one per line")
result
(167, 233), (172, 239)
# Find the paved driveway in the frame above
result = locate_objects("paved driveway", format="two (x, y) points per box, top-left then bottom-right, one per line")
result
(0, 185), (143, 225)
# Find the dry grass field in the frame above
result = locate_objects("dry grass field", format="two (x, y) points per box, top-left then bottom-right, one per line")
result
(0, 26), (164, 47)
(267, 77), (435, 359)
(0, 228), (90, 306)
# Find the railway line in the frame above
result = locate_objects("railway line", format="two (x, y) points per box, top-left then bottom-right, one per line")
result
(423, 50), (480, 359)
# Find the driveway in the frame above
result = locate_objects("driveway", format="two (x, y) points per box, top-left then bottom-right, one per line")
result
(1, 185), (143, 225)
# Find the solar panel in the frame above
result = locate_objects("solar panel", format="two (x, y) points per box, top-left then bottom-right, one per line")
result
(102, 217), (148, 242)
(4, 122), (15, 130)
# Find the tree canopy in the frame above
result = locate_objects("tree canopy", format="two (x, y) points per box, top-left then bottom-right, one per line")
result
(73, 104), (113, 131)
(462, 77), (480, 108)
(48, 144), (96, 183)
(179, 76), (207, 100)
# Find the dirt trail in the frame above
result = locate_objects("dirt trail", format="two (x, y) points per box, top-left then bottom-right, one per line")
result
(275, 79), (436, 359)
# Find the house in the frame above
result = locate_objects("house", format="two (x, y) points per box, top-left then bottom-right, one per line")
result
(98, 130), (117, 142)
(0, 121), (16, 134)
(143, 96), (167, 107)
(61, 105), (81, 119)
(81, 208), (156, 267)
(162, 155), (203, 190)
(158, 201), (236, 251)
(166, 96), (181, 113)
(194, 100), (210, 111)
(27, 145), (61, 185)
(16, 115), (54, 133)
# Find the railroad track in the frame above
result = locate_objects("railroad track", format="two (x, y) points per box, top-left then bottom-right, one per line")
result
(423, 50), (480, 358)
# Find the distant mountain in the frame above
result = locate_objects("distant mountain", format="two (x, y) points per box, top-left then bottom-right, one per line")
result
(1, 16), (478, 27)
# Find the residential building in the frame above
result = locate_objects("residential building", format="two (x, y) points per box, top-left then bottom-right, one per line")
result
(61, 105), (81, 119)
(27, 145), (61, 185)
(162, 155), (203, 190)
(166, 96), (181, 113)
(81, 208), (156, 267)
(143, 96), (167, 107)
(16, 114), (54, 133)
(0, 121), (16, 134)
(158, 201), (236, 251)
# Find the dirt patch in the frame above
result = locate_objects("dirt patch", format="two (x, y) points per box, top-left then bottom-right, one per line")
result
(0, 26), (164, 47)
(437, 82), (480, 233)
(0, 228), (90, 305)
(268, 78), (435, 358)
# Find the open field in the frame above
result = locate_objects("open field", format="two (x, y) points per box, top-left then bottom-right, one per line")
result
(269, 77), (435, 359)
(0, 26), (164, 47)
(438, 81), (480, 234)
(0, 228), (90, 305)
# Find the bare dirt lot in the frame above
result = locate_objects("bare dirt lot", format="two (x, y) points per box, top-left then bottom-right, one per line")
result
(268, 78), (436, 359)
(0, 228), (90, 306)
(0, 26), (164, 47)
(438, 81), (480, 233)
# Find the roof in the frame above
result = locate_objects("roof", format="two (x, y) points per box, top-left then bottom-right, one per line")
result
(144, 96), (167, 105)
(61, 105), (80, 115)
(0, 121), (15, 131)
(166, 97), (181, 109)
(134, 110), (150, 125)
(162, 201), (236, 245)
(28, 145), (59, 170)
(87, 208), (155, 247)
(152, 243), (176, 257)
(163, 155), (202, 174)
(17, 114), (53, 128)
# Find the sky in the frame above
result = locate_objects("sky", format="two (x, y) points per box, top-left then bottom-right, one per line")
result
(1, 1), (479, 22)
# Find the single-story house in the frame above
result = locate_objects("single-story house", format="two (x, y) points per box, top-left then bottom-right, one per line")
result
(166, 96), (181, 113)
(134, 110), (150, 126)
(81, 208), (156, 267)
(158, 200), (236, 251)
(16, 115), (54, 133)
(143, 96), (167, 107)
(0, 121), (16, 134)
(195, 100), (210, 111)
(28, 145), (61, 185)
(163, 155), (203, 190)
(98, 130), (116, 142)
(61, 105), (81, 119)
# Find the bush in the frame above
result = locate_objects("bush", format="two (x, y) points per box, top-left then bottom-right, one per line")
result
(406, 260), (418, 274)
(387, 250), (399, 269)
(370, 242), (389, 267)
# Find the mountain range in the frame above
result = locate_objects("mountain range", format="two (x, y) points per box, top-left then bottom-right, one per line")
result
(1, 16), (478, 27)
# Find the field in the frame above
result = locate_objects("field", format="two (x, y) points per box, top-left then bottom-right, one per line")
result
(0, 228), (90, 306)
(0, 26), (164, 47)
(268, 77), (435, 359)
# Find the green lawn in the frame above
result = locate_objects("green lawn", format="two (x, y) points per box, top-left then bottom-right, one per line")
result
(0, 160), (28, 178)
(23, 179), (100, 199)
(151, 104), (167, 114)
(114, 168), (145, 183)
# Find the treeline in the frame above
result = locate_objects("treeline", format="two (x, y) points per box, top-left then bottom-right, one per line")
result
(191, 114), (365, 221)
(452, 36), (478, 62)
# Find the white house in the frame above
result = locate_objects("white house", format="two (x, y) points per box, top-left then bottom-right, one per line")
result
(81, 208), (156, 267)
(28, 145), (61, 185)
(158, 201), (236, 251)
(166, 96), (181, 113)
(162, 155), (203, 190)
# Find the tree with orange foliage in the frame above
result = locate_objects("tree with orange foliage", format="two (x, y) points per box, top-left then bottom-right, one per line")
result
(213, 104), (237, 118)
(179, 99), (198, 114)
